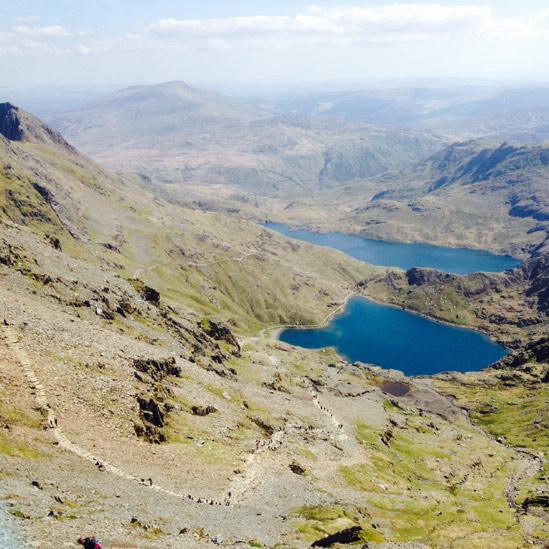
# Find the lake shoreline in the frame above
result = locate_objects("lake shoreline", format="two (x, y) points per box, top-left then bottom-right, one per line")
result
(262, 220), (526, 261)
(271, 292), (509, 377)
(272, 291), (508, 352)
(262, 221), (522, 274)
(264, 289), (356, 340)
(359, 292), (509, 349)
(260, 221), (514, 374)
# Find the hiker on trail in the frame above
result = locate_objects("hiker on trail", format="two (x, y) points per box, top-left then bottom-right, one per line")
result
(78, 534), (102, 549)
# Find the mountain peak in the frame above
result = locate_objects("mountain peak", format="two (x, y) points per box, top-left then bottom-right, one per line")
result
(0, 101), (72, 149)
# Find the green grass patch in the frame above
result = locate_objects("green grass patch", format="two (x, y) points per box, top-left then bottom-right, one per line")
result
(0, 399), (41, 429)
(292, 505), (384, 544)
(8, 508), (28, 519)
(0, 433), (43, 459)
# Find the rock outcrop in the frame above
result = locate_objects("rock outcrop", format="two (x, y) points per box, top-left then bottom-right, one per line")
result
(199, 317), (240, 354)
(0, 102), (73, 148)
(406, 267), (451, 286)
(135, 396), (167, 444)
(133, 357), (181, 382)
(311, 526), (363, 547)
(492, 337), (549, 372)
(191, 405), (217, 416)
(0, 103), (23, 141)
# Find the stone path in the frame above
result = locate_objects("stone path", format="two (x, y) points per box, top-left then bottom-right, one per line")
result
(2, 325), (231, 508)
(306, 382), (349, 444)
(504, 449), (543, 510)
(227, 428), (286, 504)
(226, 371), (359, 505)
(133, 250), (258, 280)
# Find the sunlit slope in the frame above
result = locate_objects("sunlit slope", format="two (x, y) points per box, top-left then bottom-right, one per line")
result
(1, 102), (375, 332)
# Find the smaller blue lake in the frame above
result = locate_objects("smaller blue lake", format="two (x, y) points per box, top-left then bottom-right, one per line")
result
(264, 222), (521, 274)
(280, 297), (508, 376)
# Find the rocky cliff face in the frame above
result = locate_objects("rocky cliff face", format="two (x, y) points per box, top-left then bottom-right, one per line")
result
(493, 336), (549, 370)
(406, 267), (452, 286)
(0, 102), (72, 148)
(513, 255), (549, 315)
(0, 103), (24, 141)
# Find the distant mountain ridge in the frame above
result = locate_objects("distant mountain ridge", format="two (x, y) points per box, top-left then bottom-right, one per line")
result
(401, 140), (549, 223)
(255, 86), (549, 143)
(267, 138), (549, 256)
(51, 81), (446, 196)
(55, 81), (265, 137)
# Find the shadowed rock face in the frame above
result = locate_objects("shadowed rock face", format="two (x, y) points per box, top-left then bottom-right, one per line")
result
(133, 357), (181, 382)
(406, 267), (451, 286)
(494, 337), (549, 371)
(0, 102), (74, 148)
(504, 255), (549, 315)
(0, 103), (23, 141)
(523, 256), (549, 314)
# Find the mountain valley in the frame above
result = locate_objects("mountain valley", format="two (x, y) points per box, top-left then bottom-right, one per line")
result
(50, 82), (549, 259)
(0, 84), (547, 549)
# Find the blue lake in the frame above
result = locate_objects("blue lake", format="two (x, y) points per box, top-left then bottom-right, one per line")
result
(280, 297), (508, 376)
(264, 222), (521, 274)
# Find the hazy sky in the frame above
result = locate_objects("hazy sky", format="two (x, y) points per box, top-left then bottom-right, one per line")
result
(2, 1), (549, 89)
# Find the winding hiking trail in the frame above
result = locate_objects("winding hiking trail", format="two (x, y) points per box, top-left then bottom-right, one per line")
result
(504, 449), (543, 510)
(307, 385), (349, 445)
(258, 289), (356, 339)
(227, 379), (357, 504)
(132, 250), (258, 279)
(177, 250), (257, 270)
(227, 428), (287, 504)
(2, 324), (231, 508)
(420, 379), (543, 514)
(4, 321), (540, 541)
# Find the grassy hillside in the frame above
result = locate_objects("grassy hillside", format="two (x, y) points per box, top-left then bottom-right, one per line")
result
(1, 103), (377, 333)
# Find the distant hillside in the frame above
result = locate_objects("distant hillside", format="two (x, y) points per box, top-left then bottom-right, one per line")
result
(51, 81), (445, 197)
(264, 140), (549, 257)
(52, 81), (265, 148)
(255, 86), (549, 143)
(384, 140), (549, 223)
(253, 86), (498, 124)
